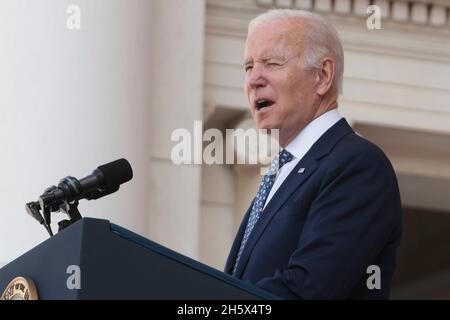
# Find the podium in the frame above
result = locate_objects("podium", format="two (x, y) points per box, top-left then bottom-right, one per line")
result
(0, 218), (277, 299)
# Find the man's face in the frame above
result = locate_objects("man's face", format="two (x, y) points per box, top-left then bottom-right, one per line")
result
(244, 18), (319, 147)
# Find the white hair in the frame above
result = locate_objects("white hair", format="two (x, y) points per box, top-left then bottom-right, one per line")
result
(249, 9), (344, 95)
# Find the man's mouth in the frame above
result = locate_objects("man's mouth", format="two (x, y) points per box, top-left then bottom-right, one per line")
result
(255, 99), (275, 111)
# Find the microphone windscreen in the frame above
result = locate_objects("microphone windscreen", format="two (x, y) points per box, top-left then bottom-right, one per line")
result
(97, 158), (133, 188)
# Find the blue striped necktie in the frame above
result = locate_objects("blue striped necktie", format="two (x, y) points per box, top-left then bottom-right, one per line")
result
(232, 149), (294, 276)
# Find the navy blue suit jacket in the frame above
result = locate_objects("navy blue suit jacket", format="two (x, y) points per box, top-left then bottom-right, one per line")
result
(225, 119), (402, 299)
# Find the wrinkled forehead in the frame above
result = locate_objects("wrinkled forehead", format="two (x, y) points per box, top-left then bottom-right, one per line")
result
(245, 18), (306, 60)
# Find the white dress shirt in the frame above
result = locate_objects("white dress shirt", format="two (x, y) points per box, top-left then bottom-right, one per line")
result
(263, 109), (343, 209)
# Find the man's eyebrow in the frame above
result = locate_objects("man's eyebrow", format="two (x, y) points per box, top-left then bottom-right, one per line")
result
(244, 56), (289, 65)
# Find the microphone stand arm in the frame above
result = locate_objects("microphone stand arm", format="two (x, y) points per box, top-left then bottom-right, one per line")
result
(57, 200), (82, 232)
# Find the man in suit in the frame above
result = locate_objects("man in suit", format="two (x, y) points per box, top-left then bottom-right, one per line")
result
(225, 9), (402, 299)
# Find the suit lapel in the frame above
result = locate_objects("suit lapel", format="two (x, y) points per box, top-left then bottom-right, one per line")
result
(224, 199), (254, 274)
(233, 119), (354, 278)
(233, 154), (319, 277)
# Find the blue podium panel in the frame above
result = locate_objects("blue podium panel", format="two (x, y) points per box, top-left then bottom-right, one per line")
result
(0, 218), (277, 300)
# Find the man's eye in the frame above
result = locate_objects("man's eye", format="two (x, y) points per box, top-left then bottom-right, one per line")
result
(245, 65), (253, 72)
(267, 62), (281, 67)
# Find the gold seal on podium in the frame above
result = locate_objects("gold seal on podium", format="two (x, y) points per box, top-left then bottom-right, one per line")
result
(1, 277), (38, 300)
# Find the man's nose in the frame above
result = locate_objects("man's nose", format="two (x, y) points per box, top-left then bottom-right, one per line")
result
(246, 67), (267, 90)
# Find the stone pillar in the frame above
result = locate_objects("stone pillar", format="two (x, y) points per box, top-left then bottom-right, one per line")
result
(148, 0), (205, 259)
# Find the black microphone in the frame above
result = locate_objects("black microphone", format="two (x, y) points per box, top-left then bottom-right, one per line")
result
(38, 158), (133, 209)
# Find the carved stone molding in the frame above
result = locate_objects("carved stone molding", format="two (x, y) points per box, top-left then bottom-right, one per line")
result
(255, 0), (450, 28)
(206, 0), (450, 62)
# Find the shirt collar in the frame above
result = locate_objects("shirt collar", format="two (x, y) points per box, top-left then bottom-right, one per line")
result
(285, 109), (343, 160)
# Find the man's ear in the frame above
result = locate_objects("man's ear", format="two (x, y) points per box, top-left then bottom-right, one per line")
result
(315, 58), (335, 96)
